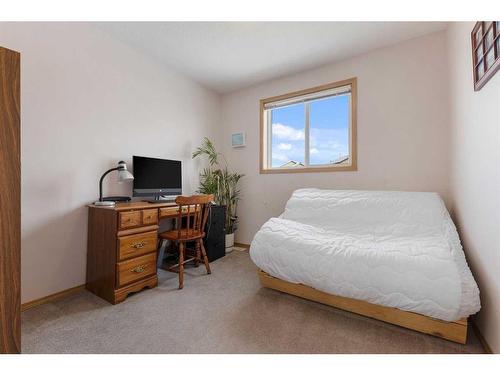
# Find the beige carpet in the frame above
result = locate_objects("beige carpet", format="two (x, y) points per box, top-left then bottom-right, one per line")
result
(22, 251), (485, 353)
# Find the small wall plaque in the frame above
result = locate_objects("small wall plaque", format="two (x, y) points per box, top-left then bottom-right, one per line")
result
(231, 132), (246, 148)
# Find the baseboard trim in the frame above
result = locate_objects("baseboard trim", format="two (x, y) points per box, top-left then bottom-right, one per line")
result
(234, 242), (250, 249)
(471, 319), (493, 354)
(21, 285), (86, 312)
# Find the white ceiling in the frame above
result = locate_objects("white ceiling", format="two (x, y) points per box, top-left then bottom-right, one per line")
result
(97, 22), (447, 94)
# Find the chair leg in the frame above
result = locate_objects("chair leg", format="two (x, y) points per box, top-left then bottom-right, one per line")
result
(194, 240), (200, 267)
(200, 240), (211, 275)
(178, 242), (184, 289)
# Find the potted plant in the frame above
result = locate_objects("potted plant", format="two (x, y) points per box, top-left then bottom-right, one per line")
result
(192, 137), (244, 248)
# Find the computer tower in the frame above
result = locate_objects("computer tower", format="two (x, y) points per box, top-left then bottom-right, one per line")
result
(204, 205), (226, 262)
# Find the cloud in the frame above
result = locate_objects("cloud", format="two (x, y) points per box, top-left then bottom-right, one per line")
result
(308, 128), (349, 164)
(277, 143), (292, 150)
(270, 124), (349, 166)
(271, 153), (289, 162)
(272, 123), (304, 141)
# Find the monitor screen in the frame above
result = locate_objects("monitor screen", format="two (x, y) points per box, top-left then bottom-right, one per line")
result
(132, 156), (182, 197)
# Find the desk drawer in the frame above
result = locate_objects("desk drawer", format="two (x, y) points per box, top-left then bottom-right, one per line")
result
(119, 211), (142, 229)
(159, 205), (199, 218)
(117, 253), (156, 287)
(159, 206), (179, 218)
(118, 231), (157, 261)
(142, 209), (158, 225)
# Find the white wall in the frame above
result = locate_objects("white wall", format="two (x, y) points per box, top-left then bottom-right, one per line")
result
(0, 23), (221, 303)
(447, 22), (500, 353)
(221, 31), (450, 245)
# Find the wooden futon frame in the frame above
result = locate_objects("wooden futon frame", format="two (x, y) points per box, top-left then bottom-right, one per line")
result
(258, 270), (467, 344)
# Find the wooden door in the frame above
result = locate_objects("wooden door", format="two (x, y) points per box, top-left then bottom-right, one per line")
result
(0, 46), (21, 354)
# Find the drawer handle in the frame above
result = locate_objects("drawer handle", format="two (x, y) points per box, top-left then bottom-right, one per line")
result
(131, 265), (148, 273)
(130, 241), (147, 249)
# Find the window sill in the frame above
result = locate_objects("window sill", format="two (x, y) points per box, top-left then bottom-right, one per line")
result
(260, 164), (357, 174)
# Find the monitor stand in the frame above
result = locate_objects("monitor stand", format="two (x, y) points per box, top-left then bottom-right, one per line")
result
(145, 196), (176, 204)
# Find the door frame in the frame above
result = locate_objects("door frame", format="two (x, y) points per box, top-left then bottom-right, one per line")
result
(0, 46), (21, 354)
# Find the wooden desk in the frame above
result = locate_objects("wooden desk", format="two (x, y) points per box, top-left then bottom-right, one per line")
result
(86, 201), (193, 304)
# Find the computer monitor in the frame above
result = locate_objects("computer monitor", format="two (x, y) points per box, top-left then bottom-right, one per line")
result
(132, 156), (182, 199)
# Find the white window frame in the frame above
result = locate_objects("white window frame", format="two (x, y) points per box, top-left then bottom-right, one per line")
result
(259, 77), (357, 174)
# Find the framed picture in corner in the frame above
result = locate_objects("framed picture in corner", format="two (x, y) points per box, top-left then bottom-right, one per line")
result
(471, 21), (500, 91)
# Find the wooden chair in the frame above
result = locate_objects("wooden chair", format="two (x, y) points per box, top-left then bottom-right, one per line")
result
(159, 194), (214, 289)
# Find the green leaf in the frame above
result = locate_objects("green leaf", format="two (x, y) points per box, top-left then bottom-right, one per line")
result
(192, 138), (244, 234)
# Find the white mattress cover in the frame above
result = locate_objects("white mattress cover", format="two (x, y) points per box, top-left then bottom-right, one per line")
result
(250, 189), (480, 321)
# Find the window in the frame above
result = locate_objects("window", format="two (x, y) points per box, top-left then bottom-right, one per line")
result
(260, 78), (357, 173)
(472, 21), (500, 91)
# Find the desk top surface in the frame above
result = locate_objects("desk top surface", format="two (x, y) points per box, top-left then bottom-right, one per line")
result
(88, 201), (178, 211)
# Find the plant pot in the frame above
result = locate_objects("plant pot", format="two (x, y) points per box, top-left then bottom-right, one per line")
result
(225, 233), (234, 248)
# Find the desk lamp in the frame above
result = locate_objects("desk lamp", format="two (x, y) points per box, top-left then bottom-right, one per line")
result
(94, 161), (134, 206)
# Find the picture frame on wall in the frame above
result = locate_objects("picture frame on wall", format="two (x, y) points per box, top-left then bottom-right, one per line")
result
(471, 21), (500, 91)
(231, 132), (246, 148)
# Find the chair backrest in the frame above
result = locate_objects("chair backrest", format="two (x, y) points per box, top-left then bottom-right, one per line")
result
(174, 194), (215, 240)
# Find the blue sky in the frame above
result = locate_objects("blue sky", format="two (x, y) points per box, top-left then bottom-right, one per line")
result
(271, 95), (350, 167)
